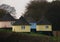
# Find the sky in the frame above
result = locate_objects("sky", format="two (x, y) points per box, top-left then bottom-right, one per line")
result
(0, 0), (53, 19)
(47, 0), (53, 2)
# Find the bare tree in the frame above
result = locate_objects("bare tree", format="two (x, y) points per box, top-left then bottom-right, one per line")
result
(0, 4), (17, 19)
(0, 4), (16, 14)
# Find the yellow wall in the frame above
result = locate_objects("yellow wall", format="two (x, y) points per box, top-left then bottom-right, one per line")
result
(36, 25), (52, 31)
(12, 25), (30, 32)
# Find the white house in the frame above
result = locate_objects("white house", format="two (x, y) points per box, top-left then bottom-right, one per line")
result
(0, 14), (16, 29)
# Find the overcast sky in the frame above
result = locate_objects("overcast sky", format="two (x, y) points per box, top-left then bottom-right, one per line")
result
(0, 0), (53, 19)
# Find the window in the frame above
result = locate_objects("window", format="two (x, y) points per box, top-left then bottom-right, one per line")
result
(45, 26), (49, 28)
(21, 25), (25, 30)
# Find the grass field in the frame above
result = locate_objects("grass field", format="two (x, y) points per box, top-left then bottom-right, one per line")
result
(0, 28), (12, 32)
(0, 29), (60, 42)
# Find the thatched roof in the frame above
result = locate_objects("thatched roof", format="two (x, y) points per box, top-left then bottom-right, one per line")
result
(0, 14), (16, 21)
(13, 16), (30, 25)
(37, 16), (51, 25)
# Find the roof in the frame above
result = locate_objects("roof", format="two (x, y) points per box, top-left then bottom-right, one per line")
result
(0, 14), (17, 21)
(37, 16), (51, 25)
(13, 16), (30, 25)
(24, 16), (36, 23)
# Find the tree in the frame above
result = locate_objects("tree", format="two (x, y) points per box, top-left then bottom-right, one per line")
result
(45, 1), (60, 30)
(0, 9), (8, 18)
(0, 4), (16, 18)
(24, 1), (49, 21)
(0, 4), (16, 15)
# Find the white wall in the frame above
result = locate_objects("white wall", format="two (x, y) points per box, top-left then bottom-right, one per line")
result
(0, 21), (12, 28)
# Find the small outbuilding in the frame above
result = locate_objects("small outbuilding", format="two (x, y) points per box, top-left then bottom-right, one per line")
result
(36, 16), (52, 31)
(12, 16), (30, 32)
(36, 16), (53, 35)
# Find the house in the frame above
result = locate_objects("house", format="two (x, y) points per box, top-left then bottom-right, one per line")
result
(36, 16), (52, 31)
(12, 16), (30, 32)
(36, 16), (52, 35)
(24, 16), (36, 32)
(0, 14), (16, 29)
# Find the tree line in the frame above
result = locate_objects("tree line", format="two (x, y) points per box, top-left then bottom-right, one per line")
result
(24, 1), (60, 30)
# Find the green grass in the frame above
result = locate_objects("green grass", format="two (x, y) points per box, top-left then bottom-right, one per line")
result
(0, 29), (60, 41)
(16, 32), (50, 37)
(15, 32), (60, 41)
(49, 36), (60, 41)
(22, 32), (60, 42)
(0, 28), (60, 42)
(0, 29), (12, 32)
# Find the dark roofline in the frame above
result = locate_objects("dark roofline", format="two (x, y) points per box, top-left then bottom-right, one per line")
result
(37, 16), (52, 25)
(0, 14), (17, 21)
(13, 16), (30, 25)
(24, 16), (36, 23)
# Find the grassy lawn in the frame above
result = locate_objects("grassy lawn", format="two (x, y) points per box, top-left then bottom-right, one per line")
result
(49, 36), (60, 41)
(0, 29), (60, 42)
(0, 28), (12, 32)
(19, 32), (47, 37)
(14, 32), (60, 41)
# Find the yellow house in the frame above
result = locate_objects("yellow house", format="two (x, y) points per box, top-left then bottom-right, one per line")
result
(12, 16), (30, 32)
(36, 16), (52, 31)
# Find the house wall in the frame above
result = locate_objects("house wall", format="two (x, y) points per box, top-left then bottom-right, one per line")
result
(36, 25), (52, 31)
(12, 25), (30, 32)
(0, 21), (12, 28)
